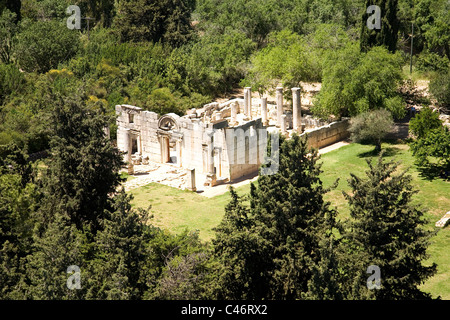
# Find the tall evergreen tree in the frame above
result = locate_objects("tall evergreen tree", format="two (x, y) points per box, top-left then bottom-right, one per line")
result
(25, 211), (88, 300)
(213, 134), (341, 299)
(85, 190), (150, 300)
(36, 90), (124, 233)
(344, 155), (437, 299)
(24, 90), (125, 299)
(360, 0), (400, 53)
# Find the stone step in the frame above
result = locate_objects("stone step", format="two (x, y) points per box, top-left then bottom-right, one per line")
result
(435, 211), (450, 228)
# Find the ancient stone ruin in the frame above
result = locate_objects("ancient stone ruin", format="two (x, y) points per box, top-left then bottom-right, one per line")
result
(116, 87), (349, 190)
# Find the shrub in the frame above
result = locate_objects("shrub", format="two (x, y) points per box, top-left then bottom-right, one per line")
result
(409, 107), (442, 139)
(415, 52), (449, 73)
(429, 69), (450, 111)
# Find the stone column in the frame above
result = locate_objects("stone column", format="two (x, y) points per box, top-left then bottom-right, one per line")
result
(124, 130), (134, 175)
(231, 101), (238, 125)
(246, 87), (252, 120)
(281, 114), (287, 134)
(292, 87), (302, 133)
(205, 132), (217, 187)
(243, 87), (249, 117)
(261, 97), (268, 126)
(176, 139), (182, 167)
(208, 143), (215, 174)
(187, 168), (196, 192)
(276, 87), (283, 128)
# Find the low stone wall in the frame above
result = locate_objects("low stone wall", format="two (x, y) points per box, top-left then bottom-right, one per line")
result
(300, 118), (350, 150)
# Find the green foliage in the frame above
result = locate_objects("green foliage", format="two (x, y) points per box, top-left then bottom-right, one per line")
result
(85, 190), (150, 300)
(0, 9), (18, 64)
(415, 51), (450, 73)
(25, 212), (88, 299)
(14, 19), (80, 73)
(147, 230), (212, 300)
(244, 25), (353, 94)
(0, 0), (21, 21)
(0, 63), (25, 103)
(244, 30), (322, 94)
(170, 29), (256, 96)
(38, 90), (124, 232)
(409, 107), (442, 139)
(410, 126), (450, 174)
(20, 0), (70, 20)
(429, 69), (450, 110)
(196, 0), (364, 47)
(349, 109), (394, 152)
(113, 0), (193, 47)
(76, 0), (116, 28)
(313, 45), (405, 119)
(343, 155), (437, 299)
(0, 143), (37, 299)
(418, 0), (450, 60)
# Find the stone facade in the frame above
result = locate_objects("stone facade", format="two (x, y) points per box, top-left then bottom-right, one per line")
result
(116, 99), (270, 186)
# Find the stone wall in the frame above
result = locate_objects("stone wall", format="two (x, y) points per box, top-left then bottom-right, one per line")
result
(301, 118), (350, 150)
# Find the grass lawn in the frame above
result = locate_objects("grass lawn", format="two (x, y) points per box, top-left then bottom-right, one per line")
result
(129, 183), (238, 242)
(129, 141), (450, 299)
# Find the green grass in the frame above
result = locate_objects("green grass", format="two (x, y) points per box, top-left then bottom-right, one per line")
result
(130, 141), (450, 299)
(129, 183), (251, 242)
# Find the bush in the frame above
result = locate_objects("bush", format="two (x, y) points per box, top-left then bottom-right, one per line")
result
(429, 69), (450, 111)
(349, 109), (394, 152)
(415, 52), (449, 73)
(410, 127), (450, 177)
(0, 63), (25, 103)
(409, 107), (442, 139)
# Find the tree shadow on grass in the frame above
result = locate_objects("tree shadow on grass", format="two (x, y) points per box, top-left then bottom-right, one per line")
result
(415, 164), (450, 182)
(357, 146), (402, 158)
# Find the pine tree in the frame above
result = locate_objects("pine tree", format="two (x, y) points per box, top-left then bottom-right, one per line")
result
(212, 187), (273, 299)
(360, 0), (400, 53)
(344, 154), (437, 299)
(213, 134), (341, 299)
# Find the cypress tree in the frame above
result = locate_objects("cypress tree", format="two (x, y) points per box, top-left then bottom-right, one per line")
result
(24, 90), (125, 299)
(360, 0), (400, 53)
(36, 91), (124, 233)
(344, 154), (437, 299)
(85, 190), (150, 300)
